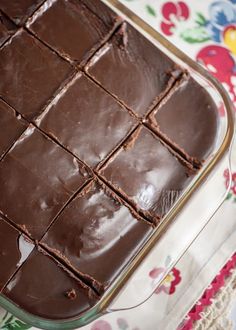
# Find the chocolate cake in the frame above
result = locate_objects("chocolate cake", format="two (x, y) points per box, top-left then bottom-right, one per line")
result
(0, 0), (218, 320)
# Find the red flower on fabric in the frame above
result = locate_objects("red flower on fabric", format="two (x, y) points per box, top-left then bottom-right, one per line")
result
(161, 1), (190, 36)
(149, 267), (181, 295)
(197, 45), (236, 106)
(178, 253), (236, 330)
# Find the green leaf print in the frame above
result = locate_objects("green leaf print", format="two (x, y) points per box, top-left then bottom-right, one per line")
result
(195, 12), (208, 26)
(181, 26), (210, 43)
(226, 192), (232, 200)
(146, 5), (157, 17)
(0, 312), (31, 330)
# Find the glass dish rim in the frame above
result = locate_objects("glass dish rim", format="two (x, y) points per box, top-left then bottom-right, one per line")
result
(0, 0), (234, 329)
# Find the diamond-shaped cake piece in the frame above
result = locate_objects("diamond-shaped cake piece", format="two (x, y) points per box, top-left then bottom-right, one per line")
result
(0, 29), (73, 120)
(0, 99), (27, 159)
(147, 77), (219, 165)
(0, 0), (44, 25)
(86, 23), (180, 117)
(0, 11), (16, 46)
(0, 215), (34, 290)
(100, 127), (194, 224)
(3, 249), (97, 319)
(27, 0), (115, 65)
(41, 180), (152, 293)
(37, 73), (136, 168)
(0, 126), (91, 239)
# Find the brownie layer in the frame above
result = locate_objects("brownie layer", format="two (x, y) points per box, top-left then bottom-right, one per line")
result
(3, 249), (97, 319)
(41, 180), (152, 294)
(0, 11), (16, 46)
(99, 126), (194, 224)
(0, 215), (34, 290)
(86, 22), (182, 117)
(0, 0), (45, 25)
(0, 29), (73, 120)
(0, 99), (27, 159)
(0, 126), (91, 239)
(27, 0), (118, 65)
(36, 72), (137, 168)
(146, 76), (219, 166)
(80, 0), (122, 30)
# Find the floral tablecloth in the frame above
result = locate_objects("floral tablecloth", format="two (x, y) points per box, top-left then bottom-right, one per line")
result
(1, 0), (236, 329)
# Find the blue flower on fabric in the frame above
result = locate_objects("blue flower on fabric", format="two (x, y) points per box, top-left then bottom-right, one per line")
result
(207, 1), (236, 41)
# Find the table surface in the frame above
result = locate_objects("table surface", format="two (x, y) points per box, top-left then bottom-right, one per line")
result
(0, 0), (236, 329)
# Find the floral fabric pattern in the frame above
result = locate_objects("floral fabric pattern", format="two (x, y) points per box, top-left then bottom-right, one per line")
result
(224, 169), (236, 202)
(149, 267), (181, 295)
(160, 0), (236, 107)
(0, 312), (31, 330)
(160, 2), (190, 36)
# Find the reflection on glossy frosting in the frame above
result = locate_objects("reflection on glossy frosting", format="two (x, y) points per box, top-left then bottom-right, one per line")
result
(17, 235), (34, 267)
(41, 181), (152, 289)
(101, 127), (192, 223)
(80, 206), (134, 259)
(135, 184), (156, 210)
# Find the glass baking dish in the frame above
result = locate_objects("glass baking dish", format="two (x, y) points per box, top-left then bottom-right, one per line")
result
(0, 0), (234, 329)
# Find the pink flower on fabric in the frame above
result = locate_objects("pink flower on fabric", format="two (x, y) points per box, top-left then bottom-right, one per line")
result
(91, 320), (112, 330)
(149, 267), (181, 295)
(224, 169), (236, 201)
(161, 1), (190, 36)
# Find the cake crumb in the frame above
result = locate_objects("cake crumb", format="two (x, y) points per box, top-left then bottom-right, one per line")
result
(123, 126), (142, 151)
(65, 288), (77, 300)
(116, 23), (128, 50)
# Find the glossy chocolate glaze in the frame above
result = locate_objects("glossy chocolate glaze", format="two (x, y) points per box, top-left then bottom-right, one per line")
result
(27, 0), (115, 65)
(37, 72), (136, 168)
(0, 215), (34, 290)
(0, 0), (219, 321)
(0, 99), (27, 159)
(41, 180), (152, 293)
(86, 23), (181, 117)
(147, 77), (219, 165)
(3, 249), (97, 319)
(0, 29), (73, 120)
(100, 127), (194, 223)
(0, 0), (44, 25)
(0, 11), (16, 46)
(80, 0), (122, 29)
(0, 126), (91, 239)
